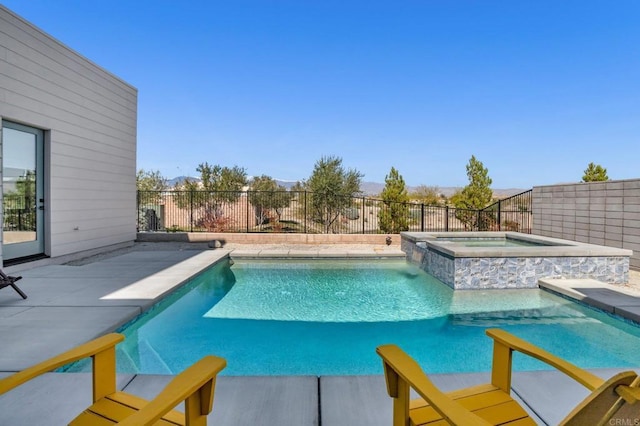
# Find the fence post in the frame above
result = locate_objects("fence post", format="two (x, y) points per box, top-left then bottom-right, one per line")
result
(421, 204), (425, 232)
(189, 189), (194, 232)
(246, 191), (250, 232)
(362, 197), (366, 234)
(497, 201), (501, 231)
(304, 191), (308, 234)
(445, 206), (449, 232)
(476, 210), (481, 231)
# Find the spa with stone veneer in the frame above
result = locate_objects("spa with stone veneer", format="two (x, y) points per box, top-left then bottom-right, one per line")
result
(401, 232), (632, 290)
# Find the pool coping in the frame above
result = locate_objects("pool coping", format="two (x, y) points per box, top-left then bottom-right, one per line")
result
(228, 247), (406, 259)
(402, 231), (633, 257)
(538, 278), (640, 324)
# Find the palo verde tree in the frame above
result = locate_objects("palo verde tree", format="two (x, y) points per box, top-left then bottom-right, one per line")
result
(174, 162), (247, 231)
(411, 184), (443, 206)
(248, 175), (292, 227)
(306, 155), (363, 233)
(582, 162), (609, 182)
(378, 167), (410, 233)
(453, 155), (493, 230)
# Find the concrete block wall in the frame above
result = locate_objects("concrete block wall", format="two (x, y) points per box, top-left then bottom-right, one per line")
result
(533, 179), (640, 270)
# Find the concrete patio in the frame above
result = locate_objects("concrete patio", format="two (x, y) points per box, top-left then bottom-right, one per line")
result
(0, 243), (638, 425)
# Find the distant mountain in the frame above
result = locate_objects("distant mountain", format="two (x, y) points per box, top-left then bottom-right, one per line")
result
(272, 179), (300, 190)
(492, 188), (531, 198)
(356, 182), (527, 198)
(166, 176), (526, 198)
(167, 176), (198, 187)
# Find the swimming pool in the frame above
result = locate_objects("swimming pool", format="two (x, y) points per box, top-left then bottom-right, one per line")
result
(95, 258), (640, 376)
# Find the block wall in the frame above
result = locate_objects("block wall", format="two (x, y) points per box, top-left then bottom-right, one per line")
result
(532, 179), (640, 270)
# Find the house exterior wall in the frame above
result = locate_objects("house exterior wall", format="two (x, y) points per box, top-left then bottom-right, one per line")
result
(0, 6), (137, 262)
(532, 179), (640, 270)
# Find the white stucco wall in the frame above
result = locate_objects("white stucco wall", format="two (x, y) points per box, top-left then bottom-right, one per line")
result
(0, 5), (137, 260)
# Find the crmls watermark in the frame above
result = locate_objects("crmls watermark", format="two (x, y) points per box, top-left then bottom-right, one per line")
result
(609, 419), (640, 426)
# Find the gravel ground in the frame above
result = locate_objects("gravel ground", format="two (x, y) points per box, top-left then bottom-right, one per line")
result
(622, 269), (640, 293)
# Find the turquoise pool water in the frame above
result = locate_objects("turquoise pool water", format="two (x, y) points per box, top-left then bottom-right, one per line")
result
(96, 259), (640, 376)
(435, 237), (550, 247)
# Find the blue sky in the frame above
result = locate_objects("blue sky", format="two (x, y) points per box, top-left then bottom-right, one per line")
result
(5, 1), (639, 188)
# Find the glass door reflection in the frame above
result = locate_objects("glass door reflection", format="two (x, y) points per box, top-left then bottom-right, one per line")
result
(2, 122), (44, 259)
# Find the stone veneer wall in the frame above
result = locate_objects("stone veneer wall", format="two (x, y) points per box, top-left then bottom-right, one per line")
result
(408, 241), (629, 290)
(532, 179), (640, 270)
(451, 256), (628, 289)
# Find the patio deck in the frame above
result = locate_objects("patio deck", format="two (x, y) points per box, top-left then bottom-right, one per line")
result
(0, 243), (637, 425)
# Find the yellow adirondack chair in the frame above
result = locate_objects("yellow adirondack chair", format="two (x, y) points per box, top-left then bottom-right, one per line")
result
(377, 328), (640, 425)
(0, 333), (226, 425)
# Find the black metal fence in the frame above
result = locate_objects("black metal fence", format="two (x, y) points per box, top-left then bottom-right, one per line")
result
(480, 189), (533, 233)
(2, 195), (36, 232)
(137, 189), (532, 234)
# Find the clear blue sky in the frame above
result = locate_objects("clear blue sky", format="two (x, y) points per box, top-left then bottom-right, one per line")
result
(5, 1), (639, 188)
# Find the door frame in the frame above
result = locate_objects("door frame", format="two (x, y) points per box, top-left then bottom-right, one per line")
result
(1, 120), (46, 261)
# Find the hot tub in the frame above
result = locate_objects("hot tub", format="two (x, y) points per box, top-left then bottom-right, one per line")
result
(401, 231), (632, 289)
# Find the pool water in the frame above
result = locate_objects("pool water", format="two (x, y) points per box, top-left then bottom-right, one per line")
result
(435, 237), (550, 247)
(83, 259), (640, 376)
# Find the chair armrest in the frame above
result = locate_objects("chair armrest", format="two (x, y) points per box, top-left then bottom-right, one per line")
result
(0, 333), (124, 395)
(117, 355), (227, 426)
(616, 380), (640, 404)
(486, 328), (604, 391)
(377, 345), (492, 426)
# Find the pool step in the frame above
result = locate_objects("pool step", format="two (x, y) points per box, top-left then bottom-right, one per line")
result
(115, 346), (138, 372)
(137, 339), (173, 374)
(449, 308), (595, 326)
(539, 278), (640, 324)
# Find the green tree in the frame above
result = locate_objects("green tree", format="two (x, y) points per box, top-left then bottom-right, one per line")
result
(306, 156), (363, 233)
(136, 169), (168, 205)
(174, 163), (247, 231)
(136, 169), (168, 231)
(582, 162), (609, 182)
(411, 185), (443, 206)
(448, 189), (464, 207)
(3, 171), (36, 231)
(378, 167), (410, 233)
(290, 181), (306, 193)
(248, 175), (292, 227)
(192, 162), (247, 192)
(453, 155), (493, 230)
(136, 169), (168, 191)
